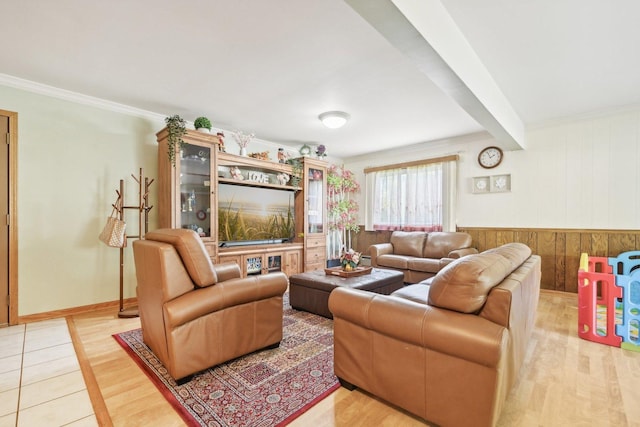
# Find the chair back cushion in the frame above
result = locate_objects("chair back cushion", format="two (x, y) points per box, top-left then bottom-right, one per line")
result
(423, 232), (472, 258)
(390, 231), (426, 257)
(145, 229), (217, 287)
(428, 252), (513, 313)
(482, 243), (532, 269)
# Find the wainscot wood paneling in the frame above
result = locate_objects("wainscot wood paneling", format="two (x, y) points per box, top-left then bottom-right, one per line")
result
(354, 226), (640, 293)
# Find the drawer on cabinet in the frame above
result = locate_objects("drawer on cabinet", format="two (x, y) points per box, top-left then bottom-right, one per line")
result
(305, 246), (326, 262)
(306, 237), (326, 248)
(305, 261), (325, 272)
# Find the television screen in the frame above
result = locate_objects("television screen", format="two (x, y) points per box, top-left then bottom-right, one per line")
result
(218, 183), (295, 244)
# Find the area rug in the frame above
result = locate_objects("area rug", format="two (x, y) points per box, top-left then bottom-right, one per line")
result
(113, 301), (339, 427)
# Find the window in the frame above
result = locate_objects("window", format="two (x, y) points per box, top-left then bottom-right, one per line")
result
(364, 155), (457, 232)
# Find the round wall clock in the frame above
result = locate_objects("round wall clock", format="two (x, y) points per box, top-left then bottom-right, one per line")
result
(478, 146), (503, 169)
(196, 210), (207, 221)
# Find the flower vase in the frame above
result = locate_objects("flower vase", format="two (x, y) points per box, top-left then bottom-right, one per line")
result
(239, 147), (247, 156)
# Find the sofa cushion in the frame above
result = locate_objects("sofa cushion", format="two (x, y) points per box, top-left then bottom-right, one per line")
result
(428, 252), (513, 313)
(423, 232), (472, 258)
(391, 283), (430, 304)
(376, 254), (410, 270)
(145, 229), (217, 287)
(407, 257), (441, 274)
(390, 231), (426, 257)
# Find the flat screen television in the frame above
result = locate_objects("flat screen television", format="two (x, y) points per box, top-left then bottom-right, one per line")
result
(218, 183), (295, 246)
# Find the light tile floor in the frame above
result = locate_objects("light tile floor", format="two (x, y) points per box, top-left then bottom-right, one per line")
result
(0, 318), (97, 427)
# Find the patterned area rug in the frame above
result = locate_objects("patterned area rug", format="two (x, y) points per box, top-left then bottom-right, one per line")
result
(113, 301), (338, 426)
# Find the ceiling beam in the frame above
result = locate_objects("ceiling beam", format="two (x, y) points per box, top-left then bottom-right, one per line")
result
(345, 0), (526, 150)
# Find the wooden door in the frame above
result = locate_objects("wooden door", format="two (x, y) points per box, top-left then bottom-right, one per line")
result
(0, 114), (9, 327)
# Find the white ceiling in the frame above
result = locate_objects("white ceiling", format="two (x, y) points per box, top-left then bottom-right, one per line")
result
(2, 0), (639, 156)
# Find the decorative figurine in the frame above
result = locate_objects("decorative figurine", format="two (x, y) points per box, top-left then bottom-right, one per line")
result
(216, 132), (226, 152)
(230, 166), (244, 180)
(299, 144), (311, 157)
(276, 173), (290, 186)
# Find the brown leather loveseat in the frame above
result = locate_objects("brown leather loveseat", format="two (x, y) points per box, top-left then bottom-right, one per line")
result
(329, 243), (541, 427)
(133, 229), (288, 382)
(369, 231), (478, 283)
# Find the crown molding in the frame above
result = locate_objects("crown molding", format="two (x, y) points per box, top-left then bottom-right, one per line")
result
(341, 130), (491, 163)
(527, 103), (640, 131)
(0, 73), (165, 122)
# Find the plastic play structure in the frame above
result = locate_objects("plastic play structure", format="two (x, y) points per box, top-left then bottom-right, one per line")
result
(578, 251), (640, 352)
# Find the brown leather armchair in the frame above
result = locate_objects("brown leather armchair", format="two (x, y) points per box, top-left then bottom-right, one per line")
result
(133, 229), (288, 382)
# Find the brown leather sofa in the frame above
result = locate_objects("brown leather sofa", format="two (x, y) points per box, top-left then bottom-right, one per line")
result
(329, 243), (541, 427)
(369, 231), (478, 283)
(133, 229), (288, 382)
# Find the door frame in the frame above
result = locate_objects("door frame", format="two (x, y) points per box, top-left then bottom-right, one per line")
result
(1, 109), (18, 325)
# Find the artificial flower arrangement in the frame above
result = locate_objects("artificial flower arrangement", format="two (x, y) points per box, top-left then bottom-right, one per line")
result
(232, 130), (254, 155)
(340, 248), (361, 271)
(232, 130), (254, 148)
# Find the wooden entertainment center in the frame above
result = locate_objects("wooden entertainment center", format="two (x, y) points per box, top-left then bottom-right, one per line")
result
(156, 127), (327, 277)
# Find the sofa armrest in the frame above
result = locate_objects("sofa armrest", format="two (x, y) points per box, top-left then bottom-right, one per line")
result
(368, 243), (393, 267)
(448, 247), (478, 259)
(213, 262), (242, 282)
(164, 272), (288, 328)
(329, 287), (507, 368)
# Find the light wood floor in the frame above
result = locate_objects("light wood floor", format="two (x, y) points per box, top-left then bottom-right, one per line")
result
(69, 290), (640, 427)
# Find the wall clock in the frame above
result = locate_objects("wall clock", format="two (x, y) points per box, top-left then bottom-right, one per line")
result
(478, 146), (503, 169)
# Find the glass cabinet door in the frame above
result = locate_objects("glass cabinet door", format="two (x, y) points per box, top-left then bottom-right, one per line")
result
(307, 167), (324, 234)
(179, 143), (212, 237)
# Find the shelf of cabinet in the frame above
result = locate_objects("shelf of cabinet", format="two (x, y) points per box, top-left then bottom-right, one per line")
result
(217, 178), (299, 192)
(217, 152), (301, 191)
(218, 152), (292, 172)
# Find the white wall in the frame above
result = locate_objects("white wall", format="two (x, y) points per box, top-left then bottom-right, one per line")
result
(344, 108), (640, 230)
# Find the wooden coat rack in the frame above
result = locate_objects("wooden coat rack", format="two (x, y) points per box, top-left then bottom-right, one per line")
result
(112, 168), (154, 318)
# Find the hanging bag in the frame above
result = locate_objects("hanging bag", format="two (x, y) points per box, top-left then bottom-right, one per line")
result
(99, 206), (126, 248)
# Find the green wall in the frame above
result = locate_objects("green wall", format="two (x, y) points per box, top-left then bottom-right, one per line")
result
(1, 84), (161, 316)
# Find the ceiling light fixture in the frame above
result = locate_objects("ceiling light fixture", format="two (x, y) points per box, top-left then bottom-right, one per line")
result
(319, 111), (350, 129)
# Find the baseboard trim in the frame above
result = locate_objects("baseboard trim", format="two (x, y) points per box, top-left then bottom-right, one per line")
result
(17, 297), (138, 324)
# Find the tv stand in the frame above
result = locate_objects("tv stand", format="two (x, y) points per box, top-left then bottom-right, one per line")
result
(218, 242), (303, 278)
(220, 238), (288, 248)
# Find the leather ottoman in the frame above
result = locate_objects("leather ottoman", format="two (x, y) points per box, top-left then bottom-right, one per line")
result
(289, 268), (405, 318)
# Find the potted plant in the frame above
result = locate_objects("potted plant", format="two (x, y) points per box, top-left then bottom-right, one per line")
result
(165, 115), (186, 167)
(286, 158), (302, 187)
(194, 117), (212, 133)
(327, 164), (360, 262)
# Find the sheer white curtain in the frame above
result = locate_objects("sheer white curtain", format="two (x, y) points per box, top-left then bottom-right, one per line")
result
(365, 158), (456, 232)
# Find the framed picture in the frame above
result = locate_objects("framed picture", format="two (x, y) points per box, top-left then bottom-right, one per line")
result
(472, 176), (490, 194)
(490, 174), (511, 192)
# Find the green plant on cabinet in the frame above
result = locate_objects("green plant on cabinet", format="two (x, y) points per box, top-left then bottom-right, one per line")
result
(165, 115), (187, 166)
(194, 116), (212, 131)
